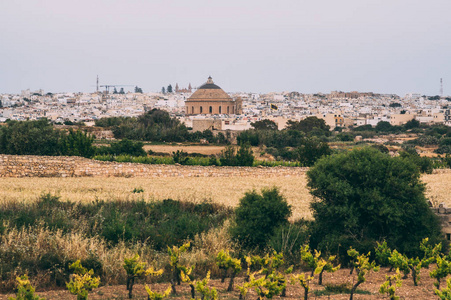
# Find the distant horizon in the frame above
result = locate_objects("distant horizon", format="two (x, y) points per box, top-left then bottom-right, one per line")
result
(4, 79), (447, 97)
(1, 0), (450, 96)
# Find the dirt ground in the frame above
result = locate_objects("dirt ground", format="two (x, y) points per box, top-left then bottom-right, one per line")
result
(1, 268), (446, 299)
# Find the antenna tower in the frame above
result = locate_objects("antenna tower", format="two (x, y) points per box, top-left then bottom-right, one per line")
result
(440, 78), (443, 96)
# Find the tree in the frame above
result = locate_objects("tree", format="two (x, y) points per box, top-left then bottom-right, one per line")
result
(404, 119), (420, 130)
(119, 88), (125, 94)
(167, 84), (173, 93)
(251, 119), (278, 131)
(308, 147), (444, 261)
(375, 121), (394, 132)
(134, 86), (143, 93)
(389, 102), (402, 108)
(162, 87), (166, 94)
(296, 137), (331, 167)
(231, 188), (291, 250)
(286, 117), (330, 136)
(236, 143), (254, 166)
(113, 87), (118, 94)
(59, 129), (95, 158)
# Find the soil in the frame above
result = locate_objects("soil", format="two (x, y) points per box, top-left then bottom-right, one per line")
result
(1, 267), (445, 299)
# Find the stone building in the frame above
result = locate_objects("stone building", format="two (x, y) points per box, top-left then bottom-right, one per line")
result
(185, 76), (242, 115)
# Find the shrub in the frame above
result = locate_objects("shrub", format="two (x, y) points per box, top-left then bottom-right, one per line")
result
(230, 188), (291, 250)
(398, 149), (433, 174)
(235, 143), (254, 166)
(66, 260), (100, 300)
(219, 145), (237, 166)
(296, 137), (331, 167)
(123, 254), (163, 298)
(172, 150), (189, 165)
(8, 275), (45, 300)
(308, 147), (444, 262)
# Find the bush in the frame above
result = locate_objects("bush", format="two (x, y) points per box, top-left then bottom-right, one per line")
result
(307, 147), (444, 262)
(219, 144), (255, 166)
(235, 143), (254, 166)
(296, 137), (331, 167)
(230, 188), (291, 250)
(399, 148), (434, 174)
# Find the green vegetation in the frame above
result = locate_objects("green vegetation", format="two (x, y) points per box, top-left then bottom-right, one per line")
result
(95, 139), (147, 157)
(231, 188), (291, 250)
(0, 119), (94, 157)
(123, 254), (163, 298)
(96, 109), (230, 144)
(167, 242), (190, 294)
(379, 269), (402, 300)
(0, 194), (231, 250)
(308, 147), (444, 261)
(219, 143), (254, 166)
(8, 275), (45, 300)
(66, 260), (100, 300)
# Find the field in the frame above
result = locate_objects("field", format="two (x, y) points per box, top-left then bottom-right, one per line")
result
(0, 171), (450, 221)
(1, 267), (446, 299)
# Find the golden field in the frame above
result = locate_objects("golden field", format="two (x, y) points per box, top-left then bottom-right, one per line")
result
(0, 170), (449, 221)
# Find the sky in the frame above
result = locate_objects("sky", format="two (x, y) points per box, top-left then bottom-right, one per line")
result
(1, 0), (450, 96)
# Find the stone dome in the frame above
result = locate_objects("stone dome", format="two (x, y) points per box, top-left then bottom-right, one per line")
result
(187, 76), (232, 102)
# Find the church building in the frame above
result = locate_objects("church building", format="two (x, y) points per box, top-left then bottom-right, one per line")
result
(185, 76), (242, 115)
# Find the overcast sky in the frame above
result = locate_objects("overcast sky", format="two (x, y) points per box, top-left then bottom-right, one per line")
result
(1, 0), (450, 96)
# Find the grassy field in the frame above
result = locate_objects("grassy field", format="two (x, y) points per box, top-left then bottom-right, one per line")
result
(1, 171), (449, 221)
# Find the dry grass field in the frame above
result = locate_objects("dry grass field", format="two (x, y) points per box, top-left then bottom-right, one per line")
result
(0, 170), (449, 221)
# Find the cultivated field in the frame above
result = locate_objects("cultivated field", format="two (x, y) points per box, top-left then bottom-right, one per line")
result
(0, 171), (449, 221)
(1, 267), (445, 299)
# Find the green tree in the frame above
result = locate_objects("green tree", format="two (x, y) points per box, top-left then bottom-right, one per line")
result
(59, 129), (95, 158)
(286, 117), (330, 136)
(296, 137), (331, 167)
(167, 84), (173, 93)
(231, 188), (291, 250)
(236, 143), (254, 166)
(0, 119), (61, 155)
(219, 145), (237, 166)
(308, 147), (444, 261)
(375, 121), (394, 132)
(251, 119), (278, 131)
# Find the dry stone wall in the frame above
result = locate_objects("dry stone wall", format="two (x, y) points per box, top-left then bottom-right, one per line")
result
(0, 155), (307, 178)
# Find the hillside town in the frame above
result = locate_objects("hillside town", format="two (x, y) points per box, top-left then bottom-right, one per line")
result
(1, 78), (450, 133)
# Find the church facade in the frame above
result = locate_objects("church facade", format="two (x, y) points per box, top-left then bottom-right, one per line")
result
(185, 77), (242, 115)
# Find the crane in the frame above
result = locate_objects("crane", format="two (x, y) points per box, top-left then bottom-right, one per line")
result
(99, 84), (135, 94)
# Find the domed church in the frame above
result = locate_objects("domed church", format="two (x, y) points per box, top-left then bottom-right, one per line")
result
(185, 76), (242, 115)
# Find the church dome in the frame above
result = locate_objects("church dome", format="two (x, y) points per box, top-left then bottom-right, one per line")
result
(187, 76), (232, 101)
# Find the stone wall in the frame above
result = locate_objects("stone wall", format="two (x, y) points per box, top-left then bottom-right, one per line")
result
(0, 155), (308, 178)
